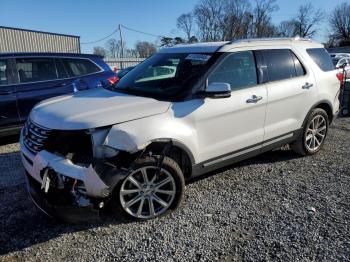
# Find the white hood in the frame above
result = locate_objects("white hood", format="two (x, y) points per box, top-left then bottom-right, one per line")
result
(30, 88), (171, 130)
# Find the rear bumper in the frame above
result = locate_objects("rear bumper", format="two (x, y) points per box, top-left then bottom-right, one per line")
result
(25, 172), (101, 223)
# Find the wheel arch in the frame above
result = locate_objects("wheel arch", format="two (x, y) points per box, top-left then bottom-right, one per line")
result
(145, 139), (195, 179)
(303, 100), (334, 128)
(313, 100), (334, 123)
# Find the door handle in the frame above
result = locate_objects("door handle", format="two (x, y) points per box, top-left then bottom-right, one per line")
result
(0, 90), (13, 95)
(246, 95), (263, 103)
(302, 82), (313, 89)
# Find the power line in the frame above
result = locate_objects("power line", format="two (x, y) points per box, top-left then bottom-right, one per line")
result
(80, 28), (119, 44)
(79, 24), (171, 49)
(120, 24), (169, 38)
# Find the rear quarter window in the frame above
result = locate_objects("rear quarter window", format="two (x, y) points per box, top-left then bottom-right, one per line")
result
(306, 48), (334, 72)
(62, 58), (101, 77)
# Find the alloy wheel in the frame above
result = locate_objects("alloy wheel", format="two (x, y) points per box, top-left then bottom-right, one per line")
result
(120, 166), (176, 219)
(305, 114), (327, 152)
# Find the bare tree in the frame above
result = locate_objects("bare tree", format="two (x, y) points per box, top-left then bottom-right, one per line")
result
(325, 35), (338, 48)
(192, 0), (279, 41)
(278, 20), (295, 37)
(177, 13), (195, 42)
(193, 0), (226, 41)
(221, 0), (252, 40)
(124, 48), (139, 58)
(252, 0), (279, 37)
(135, 41), (157, 58)
(329, 2), (350, 45)
(93, 46), (107, 57)
(292, 3), (324, 38)
(105, 38), (120, 58)
(278, 3), (324, 38)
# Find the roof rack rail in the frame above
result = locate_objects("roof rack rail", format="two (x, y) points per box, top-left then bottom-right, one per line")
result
(229, 36), (311, 44)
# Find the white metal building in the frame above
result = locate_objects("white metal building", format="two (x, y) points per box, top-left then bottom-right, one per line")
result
(0, 26), (80, 53)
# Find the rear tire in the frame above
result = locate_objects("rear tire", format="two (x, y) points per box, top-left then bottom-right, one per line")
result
(110, 155), (185, 221)
(291, 108), (329, 156)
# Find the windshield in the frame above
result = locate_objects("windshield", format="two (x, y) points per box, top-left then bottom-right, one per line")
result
(114, 52), (219, 100)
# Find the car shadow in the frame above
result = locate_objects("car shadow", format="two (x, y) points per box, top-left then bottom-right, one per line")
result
(188, 147), (302, 184)
(0, 149), (133, 256)
(0, 147), (301, 255)
(0, 184), (133, 255)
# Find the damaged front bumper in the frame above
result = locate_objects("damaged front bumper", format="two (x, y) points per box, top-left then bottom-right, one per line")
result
(25, 172), (101, 223)
(32, 150), (110, 198)
(20, 138), (114, 223)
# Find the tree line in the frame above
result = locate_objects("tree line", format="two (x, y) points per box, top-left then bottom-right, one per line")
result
(93, 0), (350, 58)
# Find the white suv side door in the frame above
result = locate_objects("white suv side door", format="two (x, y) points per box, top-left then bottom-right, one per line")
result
(191, 51), (268, 163)
(259, 48), (318, 141)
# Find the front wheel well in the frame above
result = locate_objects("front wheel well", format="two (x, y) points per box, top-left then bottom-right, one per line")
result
(145, 141), (193, 179)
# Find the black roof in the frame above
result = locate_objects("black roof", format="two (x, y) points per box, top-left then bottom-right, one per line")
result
(0, 52), (102, 59)
(0, 26), (80, 38)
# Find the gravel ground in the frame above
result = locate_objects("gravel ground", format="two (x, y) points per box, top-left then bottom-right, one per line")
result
(0, 118), (349, 261)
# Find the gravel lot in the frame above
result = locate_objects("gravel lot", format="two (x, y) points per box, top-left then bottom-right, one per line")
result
(0, 118), (349, 261)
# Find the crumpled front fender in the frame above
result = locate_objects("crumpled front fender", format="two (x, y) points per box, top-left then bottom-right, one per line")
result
(101, 113), (198, 164)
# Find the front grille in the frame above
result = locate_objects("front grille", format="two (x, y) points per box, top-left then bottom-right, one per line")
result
(23, 120), (52, 154)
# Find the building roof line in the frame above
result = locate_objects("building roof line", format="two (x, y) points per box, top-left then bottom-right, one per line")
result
(0, 26), (80, 38)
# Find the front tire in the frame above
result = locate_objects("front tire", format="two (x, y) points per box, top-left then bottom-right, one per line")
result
(291, 108), (329, 156)
(111, 155), (185, 220)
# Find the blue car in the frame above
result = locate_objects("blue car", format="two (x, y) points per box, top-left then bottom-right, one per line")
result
(0, 53), (117, 137)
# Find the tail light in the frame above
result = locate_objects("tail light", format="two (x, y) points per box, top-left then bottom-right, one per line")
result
(336, 72), (344, 83)
(107, 76), (119, 85)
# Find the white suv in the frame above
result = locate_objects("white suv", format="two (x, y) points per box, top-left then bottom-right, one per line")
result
(20, 38), (340, 222)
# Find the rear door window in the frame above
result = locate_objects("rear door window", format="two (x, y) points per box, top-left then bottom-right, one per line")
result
(306, 48), (334, 71)
(16, 58), (57, 83)
(0, 59), (9, 86)
(208, 51), (258, 91)
(262, 49), (297, 82)
(62, 58), (100, 77)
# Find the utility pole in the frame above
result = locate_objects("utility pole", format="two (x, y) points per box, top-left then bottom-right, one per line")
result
(119, 24), (124, 69)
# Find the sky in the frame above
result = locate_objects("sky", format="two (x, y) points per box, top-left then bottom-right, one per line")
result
(0, 0), (346, 53)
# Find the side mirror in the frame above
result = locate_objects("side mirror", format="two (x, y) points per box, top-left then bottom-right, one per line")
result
(203, 82), (231, 98)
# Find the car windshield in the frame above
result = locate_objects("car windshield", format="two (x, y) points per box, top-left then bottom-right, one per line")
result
(114, 52), (219, 100)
